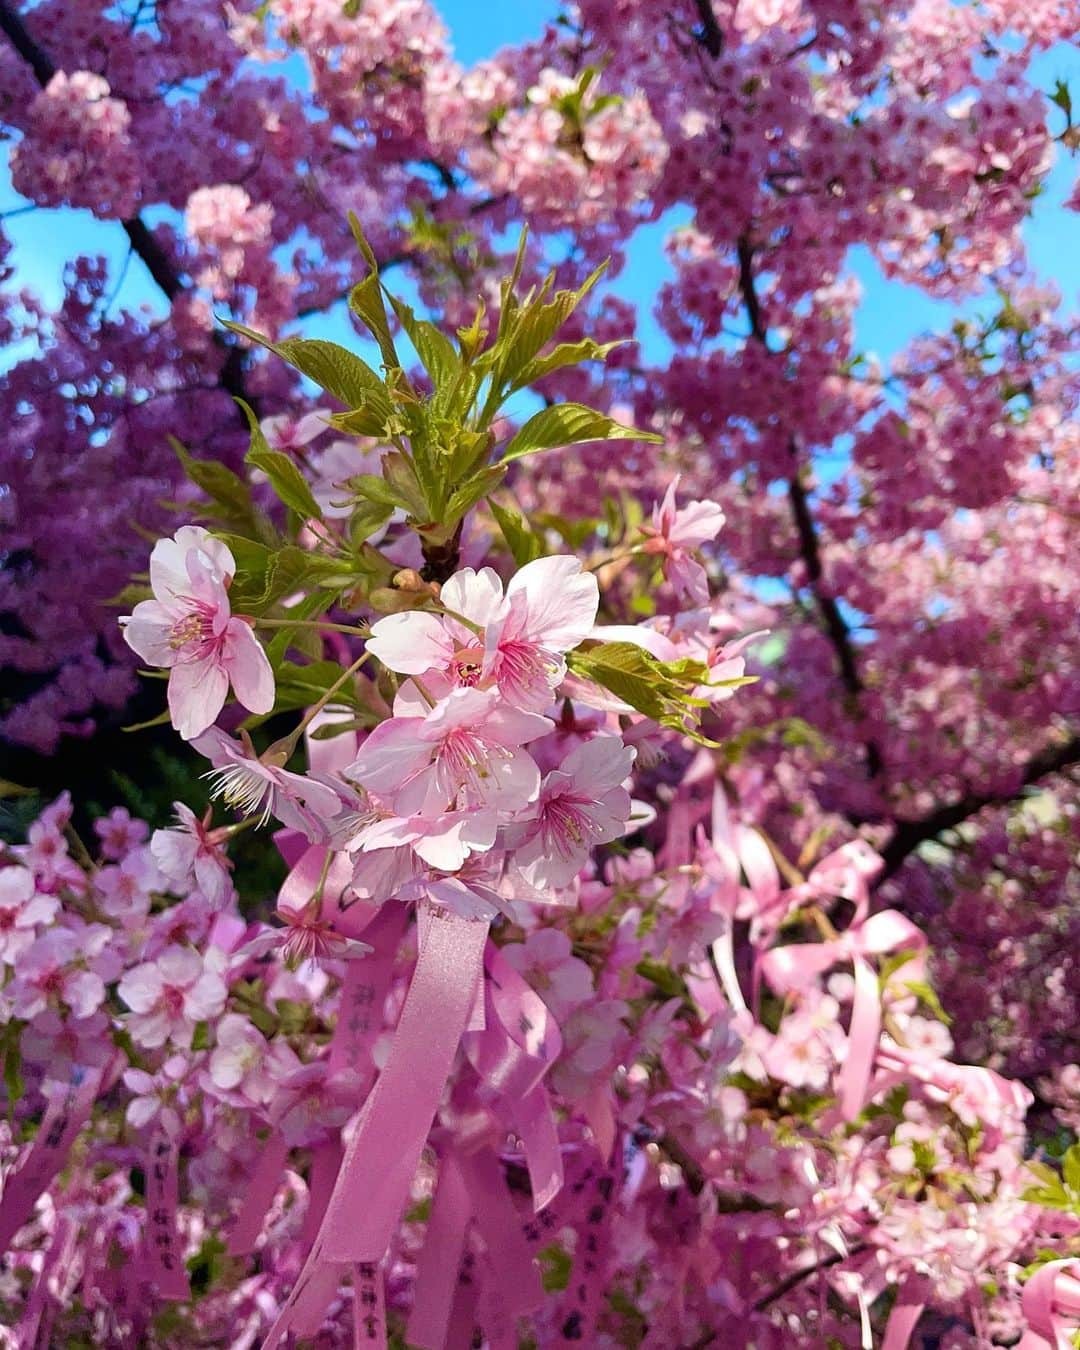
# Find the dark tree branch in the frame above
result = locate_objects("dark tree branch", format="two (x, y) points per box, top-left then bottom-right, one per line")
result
(1, 0), (253, 412)
(878, 731), (1080, 880)
(692, 0), (724, 57)
(735, 233), (882, 777)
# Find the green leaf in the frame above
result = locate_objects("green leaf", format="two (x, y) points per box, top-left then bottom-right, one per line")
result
(234, 398), (325, 521)
(494, 262), (608, 390)
(567, 641), (718, 743)
(500, 403), (662, 463)
(537, 1243), (573, 1294)
(264, 591), (337, 665)
(3, 1022), (25, 1108)
(190, 1021), (210, 1052)
(444, 464), (507, 525)
(349, 274), (400, 372)
(386, 293), (461, 398)
(634, 958), (689, 1000)
(225, 323), (392, 421)
(489, 497), (545, 566)
(248, 448), (324, 521)
(271, 660), (363, 713)
(170, 437), (258, 531)
(512, 337), (624, 389)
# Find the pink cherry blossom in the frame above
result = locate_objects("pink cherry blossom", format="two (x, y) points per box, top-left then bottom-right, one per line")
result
(240, 906), (372, 970)
(508, 736), (636, 890)
(121, 526), (275, 739)
(346, 687), (550, 816)
(93, 807), (149, 861)
(11, 928), (108, 1021)
(151, 803), (235, 907)
(259, 409), (331, 453)
(366, 555), (598, 710)
(0, 866), (58, 965)
(117, 945), (227, 1049)
(641, 477), (726, 605)
(193, 727), (343, 840)
(206, 1014), (300, 1104)
(501, 928), (594, 1019)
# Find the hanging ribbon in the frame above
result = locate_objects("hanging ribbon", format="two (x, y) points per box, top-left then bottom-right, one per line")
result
(758, 876), (926, 1120)
(464, 944), (564, 1210)
(227, 895), (406, 1259)
(142, 1131), (190, 1301)
(407, 1137), (544, 1350)
(553, 1154), (619, 1346)
(226, 1133), (290, 1257)
(1017, 1259), (1080, 1349)
(261, 905), (490, 1349)
(328, 902), (408, 1078)
(407, 1148), (474, 1350)
(352, 1259), (387, 1350)
(0, 1067), (103, 1251)
(881, 1274), (929, 1350)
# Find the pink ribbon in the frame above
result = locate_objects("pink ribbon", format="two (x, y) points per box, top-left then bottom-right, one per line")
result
(261, 905), (489, 1348)
(328, 902), (407, 1078)
(408, 1149), (474, 1350)
(1018, 1260), (1080, 1349)
(408, 1140), (544, 1350)
(464, 944), (564, 1211)
(881, 1274), (929, 1350)
(0, 1068), (102, 1251)
(758, 865), (926, 1120)
(142, 1131), (190, 1301)
(226, 1132), (290, 1256)
(352, 1260), (387, 1349)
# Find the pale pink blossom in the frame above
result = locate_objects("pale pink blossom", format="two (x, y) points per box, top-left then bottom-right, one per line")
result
(507, 736), (636, 890)
(352, 806), (497, 872)
(121, 526), (274, 740)
(259, 409), (331, 453)
(11, 928), (108, 1020)
(95, 847), (163, 920)
(366, 555), (598, 710)
(118, 945), (227, 1049)
(346, 687), (550, 816)
(193, 727), (343, 840)
(501, 929), (594, 1018)
(641, 477), (726, 605)
(240, 906), (372, 970)
(206, 1013), (300, 1104)
(123, 1055), (192, 1135)
(151, 803), (234, 907)
(93, 807), (149, 860)
(0, 866), (58, 965)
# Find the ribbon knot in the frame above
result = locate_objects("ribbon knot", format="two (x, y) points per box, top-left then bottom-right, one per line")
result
(759, 846), (926, 1120)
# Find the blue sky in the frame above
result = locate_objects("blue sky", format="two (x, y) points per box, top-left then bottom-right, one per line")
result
(2, 2), (1078, 373)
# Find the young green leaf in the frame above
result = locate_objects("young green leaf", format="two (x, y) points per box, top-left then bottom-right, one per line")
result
(500, 403), (663, 463)
(489, 497), (545, 566)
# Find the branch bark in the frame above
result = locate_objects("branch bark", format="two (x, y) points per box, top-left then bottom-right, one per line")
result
(735, 233), (882, 777)
(877, 731), (1080, 880)
(693, 0), (724, 57)
(0, 0), (251, 410)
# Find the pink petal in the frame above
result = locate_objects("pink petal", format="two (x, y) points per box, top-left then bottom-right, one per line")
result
(506, 556), (599, 651)
(221, 620), (275, 714)
(168, 657), (230, 741)
(365, 612), (454, 675)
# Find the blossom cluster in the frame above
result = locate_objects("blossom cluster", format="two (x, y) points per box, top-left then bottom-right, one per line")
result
(0, 775), (1075, 1347)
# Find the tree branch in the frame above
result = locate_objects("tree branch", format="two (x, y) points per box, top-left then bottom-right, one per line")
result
(692, 0), (724, 57)
(0, 0), (252, 410)
(878, 731), (1080, 879)
(735, 233), (882, 777)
